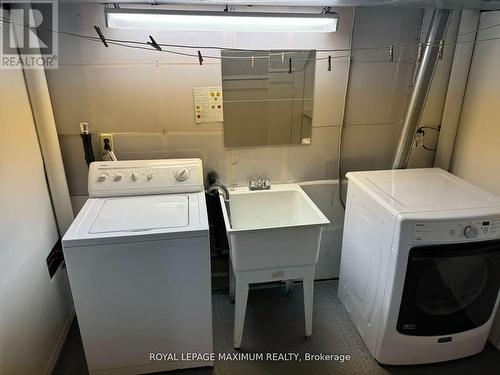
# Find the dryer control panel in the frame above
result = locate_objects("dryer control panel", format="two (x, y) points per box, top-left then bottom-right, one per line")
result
(88, 159), (204, 197)
(413, 218), (500, 242)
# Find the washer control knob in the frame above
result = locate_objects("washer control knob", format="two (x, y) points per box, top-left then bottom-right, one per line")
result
(131, 172), (139, 181)
(146, 171), (154, 180)
(174, 168), (190, 182)
(98, 173), (108, 182)
(464, 226), (478, 239)
(114, 173), (123, 181)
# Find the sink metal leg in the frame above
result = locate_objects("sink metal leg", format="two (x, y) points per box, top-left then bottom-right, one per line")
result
(303, 266), (315, 338)
(229, 261), (235, 303)
(233, 279), (249, 349)
(231, 265), (315, 347)
(285, 280), (293, 296)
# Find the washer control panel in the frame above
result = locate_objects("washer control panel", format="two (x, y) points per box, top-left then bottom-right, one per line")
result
(88, 159), (204, 197)
(413, 218), (500, 242)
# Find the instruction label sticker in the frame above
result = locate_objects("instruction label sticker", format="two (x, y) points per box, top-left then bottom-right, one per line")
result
(193, 86), (224, 124)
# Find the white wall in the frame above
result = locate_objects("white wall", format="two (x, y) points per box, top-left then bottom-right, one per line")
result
(434, 10), (480, 170)
(0, 64), (74, 373)
(344, 7), (421, 173)
(300, 180), (346, 279)
(451, 11), (500, 194)
(45, 4), (458, 280)
(46, 4), (449, 202)
(449, 10), (500, 349)
(49, 4), (351, 197)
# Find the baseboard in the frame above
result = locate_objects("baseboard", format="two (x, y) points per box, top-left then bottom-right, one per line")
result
(45, 308), (76, 375)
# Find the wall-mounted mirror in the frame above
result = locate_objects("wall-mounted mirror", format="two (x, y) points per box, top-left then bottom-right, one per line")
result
(221, 50), (316, 147)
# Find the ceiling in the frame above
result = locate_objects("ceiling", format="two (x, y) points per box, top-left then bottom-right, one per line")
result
(60, 0), (500, 10)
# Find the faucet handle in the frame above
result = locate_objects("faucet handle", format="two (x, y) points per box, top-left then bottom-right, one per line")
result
(249, 176), (270, 190)
(257, 176), (271, 189)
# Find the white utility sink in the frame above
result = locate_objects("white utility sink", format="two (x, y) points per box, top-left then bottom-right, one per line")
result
(219, 183), (330, 272)
(218, 183), (330, 348)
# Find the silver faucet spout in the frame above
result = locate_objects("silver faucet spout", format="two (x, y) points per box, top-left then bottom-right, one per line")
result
(206, 183), (230, 201)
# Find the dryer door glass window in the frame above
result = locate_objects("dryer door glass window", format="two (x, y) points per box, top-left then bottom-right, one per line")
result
(397, 239), (500, 336)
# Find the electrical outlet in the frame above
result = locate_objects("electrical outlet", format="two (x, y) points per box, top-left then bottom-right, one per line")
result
(99, 133), (114, 154)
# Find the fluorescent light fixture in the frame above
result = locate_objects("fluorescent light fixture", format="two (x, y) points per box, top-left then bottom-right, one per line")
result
(105, 9), (338, 33)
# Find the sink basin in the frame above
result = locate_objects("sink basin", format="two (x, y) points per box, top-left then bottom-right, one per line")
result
(219, 183), (330, 348)
(219, 184), (330, 272)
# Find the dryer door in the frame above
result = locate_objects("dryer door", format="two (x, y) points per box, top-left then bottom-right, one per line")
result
(397, 239), (500, 336)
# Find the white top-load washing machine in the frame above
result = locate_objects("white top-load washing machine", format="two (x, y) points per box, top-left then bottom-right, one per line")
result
(339, 168), (500, 365)
(62, 159), (212, 375)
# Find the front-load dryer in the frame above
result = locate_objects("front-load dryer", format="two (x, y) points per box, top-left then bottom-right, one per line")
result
(338, 168), (500, 365)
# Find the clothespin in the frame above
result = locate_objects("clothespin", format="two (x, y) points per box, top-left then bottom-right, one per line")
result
(148, 35), (162, 51)
(417, 42), (423, 62)
(94, 26), (108, 48)
(251, 56), (255, 67)
(198, 50), (203, 66)
(389, 45), (394, 62)
(438, 40), (444, 60)
(328, 55), (332, 71)
(281, 51), (285, 64)
(288, 58), (292, 74)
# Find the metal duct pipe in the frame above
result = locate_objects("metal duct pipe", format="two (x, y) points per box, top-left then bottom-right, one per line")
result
(392, 9), (451, 169)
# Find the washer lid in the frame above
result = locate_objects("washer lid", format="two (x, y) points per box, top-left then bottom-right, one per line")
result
(62, 192), (208, 248)
(89, 195), (189, 234)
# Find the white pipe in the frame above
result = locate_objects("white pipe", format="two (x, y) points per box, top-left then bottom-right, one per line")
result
(21, 70), (74, 235)
(12, 5), (74, 235)
(434, 10), (480, 170)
